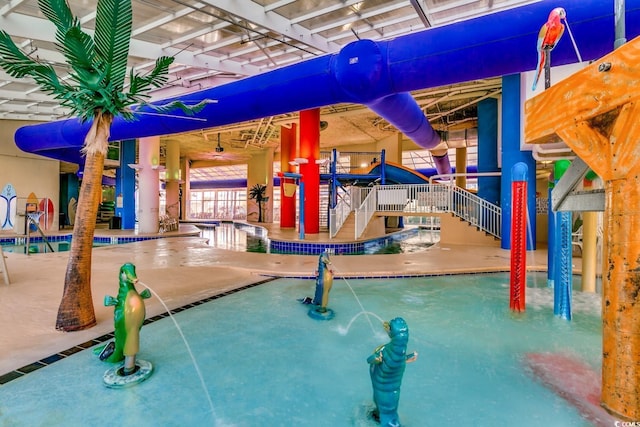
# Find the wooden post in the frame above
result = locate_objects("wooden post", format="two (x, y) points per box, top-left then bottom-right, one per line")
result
(525, 36), (640, 420)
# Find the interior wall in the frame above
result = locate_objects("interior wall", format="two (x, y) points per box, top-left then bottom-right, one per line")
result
(439, 214), (500, 247)
(325, 133), (403, 161)
(0, 120), (60, 233)
(247, 149), (274, 223)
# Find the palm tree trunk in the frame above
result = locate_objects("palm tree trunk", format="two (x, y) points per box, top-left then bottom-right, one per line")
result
(56, 112), (112, 331)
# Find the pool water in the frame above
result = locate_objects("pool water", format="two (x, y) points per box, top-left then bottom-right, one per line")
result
(199, 222), (270, 253)
(0, 241), (110, 254)
(199, 222), (438, 254)
(366, 229), (438, 254)
(0, 272), (602, 426)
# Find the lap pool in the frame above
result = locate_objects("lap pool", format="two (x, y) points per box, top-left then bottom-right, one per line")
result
(0, 272), (604, 426)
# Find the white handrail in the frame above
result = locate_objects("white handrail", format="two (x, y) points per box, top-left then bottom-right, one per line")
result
(329, 187), (372, 239)
(354, 187), (377, 239)
(351, 183), (502, 239)
(329, 198), (351, 238)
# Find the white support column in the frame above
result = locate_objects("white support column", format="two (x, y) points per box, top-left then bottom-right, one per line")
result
(165, 142), (181, 220)
(138, 136), (160, 233)
(181, 157), (191, 221)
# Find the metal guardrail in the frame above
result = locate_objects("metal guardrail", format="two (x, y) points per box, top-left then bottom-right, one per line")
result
(354, 187), (378, 239)
(347, 183), (502, 240)
(329, 187), (371, 238)
(450, 186), (502, 238)
(329, 198), (351, 238)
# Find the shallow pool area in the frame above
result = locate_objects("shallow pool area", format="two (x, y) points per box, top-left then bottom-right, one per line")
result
(0, 272), (604, 426)
(199, 222), (438, 255)
(0, 234), (168, 254)
(0, 240), (112, 254)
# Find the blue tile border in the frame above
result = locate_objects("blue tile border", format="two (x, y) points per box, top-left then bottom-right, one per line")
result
(268, 227), (422, 255)
(0, 234), (181, 247)
(259, 269), (511, 280)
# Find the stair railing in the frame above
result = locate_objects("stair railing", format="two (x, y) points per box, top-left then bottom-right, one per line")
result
(351, 183), (501, 239)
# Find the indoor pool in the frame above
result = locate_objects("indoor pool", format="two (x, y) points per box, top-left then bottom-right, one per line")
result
(0, 240), (111, 254)
(199, 222), (438, 254)
(199, 222), (270, 253)
(0, 272), (604, 426)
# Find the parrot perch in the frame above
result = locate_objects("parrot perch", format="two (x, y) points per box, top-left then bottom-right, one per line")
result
(532, 7), (566, 91)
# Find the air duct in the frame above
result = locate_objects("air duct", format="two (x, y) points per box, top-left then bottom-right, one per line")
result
(14, 0), (640, 174)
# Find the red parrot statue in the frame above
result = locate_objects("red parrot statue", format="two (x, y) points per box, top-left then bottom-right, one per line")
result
(532, 7), (566, 91)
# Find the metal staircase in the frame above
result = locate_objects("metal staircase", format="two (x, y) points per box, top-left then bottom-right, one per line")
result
(330, 183), (502, 240)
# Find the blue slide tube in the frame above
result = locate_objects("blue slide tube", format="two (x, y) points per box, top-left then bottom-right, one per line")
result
(14, 0), (640, 172)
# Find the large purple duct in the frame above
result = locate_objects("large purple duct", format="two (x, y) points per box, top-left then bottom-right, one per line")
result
(14, 0), (640, 174)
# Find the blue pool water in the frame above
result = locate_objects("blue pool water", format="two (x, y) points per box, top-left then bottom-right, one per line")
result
(199, 222), (438, 254)
(0, 272), (602, 426)
(0, 240), (111, 254)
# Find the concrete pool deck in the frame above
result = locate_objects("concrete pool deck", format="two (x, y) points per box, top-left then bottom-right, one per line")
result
(0, 223), (588, 381)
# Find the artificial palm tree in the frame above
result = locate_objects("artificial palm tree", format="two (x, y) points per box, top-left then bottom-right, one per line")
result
(248, 184), (268, 223)
(0, 0), (207, 331)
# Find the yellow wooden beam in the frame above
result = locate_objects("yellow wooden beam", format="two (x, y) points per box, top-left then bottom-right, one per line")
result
(525, 36), (640, 145)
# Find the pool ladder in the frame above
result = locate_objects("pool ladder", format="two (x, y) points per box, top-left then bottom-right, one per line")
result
(0, 246), (9, 285)
(26, 213), (55, 254)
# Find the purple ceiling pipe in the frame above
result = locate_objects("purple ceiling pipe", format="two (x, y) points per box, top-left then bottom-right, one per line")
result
(332, 38), (448, 172)
(14, 0), (640, 173)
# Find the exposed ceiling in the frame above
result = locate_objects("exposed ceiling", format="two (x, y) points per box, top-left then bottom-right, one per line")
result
(0, 0), (539, 172)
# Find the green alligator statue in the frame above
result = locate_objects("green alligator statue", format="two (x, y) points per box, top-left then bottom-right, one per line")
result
(95, 263), (150, 366)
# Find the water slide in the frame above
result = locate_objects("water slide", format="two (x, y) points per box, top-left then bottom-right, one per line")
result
(13, 1), (640, 173)
(370, 162), (431, 185)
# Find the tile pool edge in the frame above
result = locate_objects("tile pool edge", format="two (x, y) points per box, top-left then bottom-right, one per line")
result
(1, 268), (551, 386)
(0, 277), (277, 386)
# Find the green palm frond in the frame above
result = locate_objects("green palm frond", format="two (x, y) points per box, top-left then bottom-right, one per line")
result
(38, 0), (77, 46)
(62, 27), (103, 90)
(1, 1), (206, 124)
(128, 56), (174, 95)
(94, 0), (132, 90)
(62, 26), (96, 70)
(142, 99), (217, 116)
(0, 31), (63, 89)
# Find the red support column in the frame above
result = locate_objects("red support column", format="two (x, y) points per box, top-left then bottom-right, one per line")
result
(509, 162), (528, 312)
(299, 109), (320, 234)
(280, 124), (297, 228)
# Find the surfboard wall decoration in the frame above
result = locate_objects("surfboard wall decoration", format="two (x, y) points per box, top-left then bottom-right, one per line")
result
(68, 197), (77, 226)
(0, 183), (17, 230)
(38, 197), (55, 230)
(26, 192), (39, 232)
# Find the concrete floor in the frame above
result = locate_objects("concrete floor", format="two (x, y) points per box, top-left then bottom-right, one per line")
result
(0, 223), (572, 379)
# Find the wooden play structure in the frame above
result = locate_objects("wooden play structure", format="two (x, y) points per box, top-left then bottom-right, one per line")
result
(526, 36), (640, 420)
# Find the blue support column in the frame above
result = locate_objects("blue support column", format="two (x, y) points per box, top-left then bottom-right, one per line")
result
(547, 181), (555, 288)
(553, 160), (572, 320)
(477, 98), (500, 205)
(380, 149), (386, 185)
(115, 139), (136, 229)
(500, 74), (536, 250)
(299, 181), (305, 240)
(59, 173), (79, 227)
